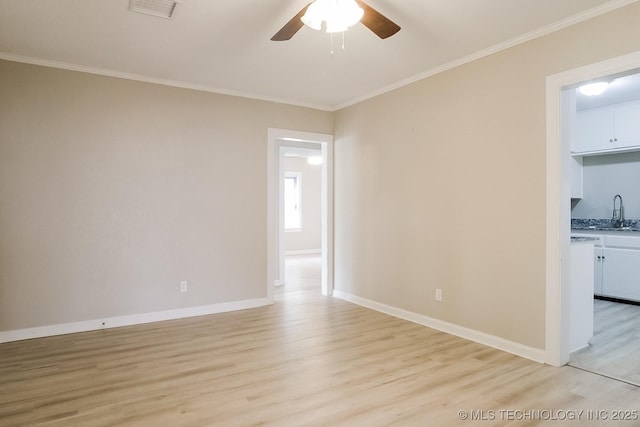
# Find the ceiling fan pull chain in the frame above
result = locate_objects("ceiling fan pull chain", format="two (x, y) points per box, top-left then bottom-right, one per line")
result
(329, 31), (346, 56)
(330, 32), (334, 57)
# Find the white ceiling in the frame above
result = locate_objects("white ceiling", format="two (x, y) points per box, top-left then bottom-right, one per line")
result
(0, 0), (637, 111)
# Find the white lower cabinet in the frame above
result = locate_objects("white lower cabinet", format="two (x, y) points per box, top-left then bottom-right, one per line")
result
(577, 234), (640, 301)
(569, 241), (595, 352)
(602, 247), (640, 302)
(594, 247), (604, 295)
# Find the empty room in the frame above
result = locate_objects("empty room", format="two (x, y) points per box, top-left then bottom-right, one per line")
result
(2, 1), (640, 425)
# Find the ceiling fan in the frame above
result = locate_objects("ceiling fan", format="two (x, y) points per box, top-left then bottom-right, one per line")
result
(271, 0), (400, 41)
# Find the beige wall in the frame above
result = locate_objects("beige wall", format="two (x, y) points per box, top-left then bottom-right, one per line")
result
(333, 2), (640, 350)
(0, 60), (332, 331)
(284, 155), (322, 253)
(3, 3), (640, 347)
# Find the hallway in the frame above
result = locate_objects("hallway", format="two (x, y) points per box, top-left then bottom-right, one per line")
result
(275, 254), (322, 300)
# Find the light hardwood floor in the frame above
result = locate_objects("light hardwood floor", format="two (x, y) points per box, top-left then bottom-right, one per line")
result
(1, 256), (639, 426)
(276, 254), (322, 300)
(570, 299), (640, 386)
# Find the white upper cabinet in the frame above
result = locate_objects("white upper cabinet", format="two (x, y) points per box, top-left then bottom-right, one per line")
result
(572, 100), (640, 154)
(573, 105), (614, 152)
(612, 101), (640, 148)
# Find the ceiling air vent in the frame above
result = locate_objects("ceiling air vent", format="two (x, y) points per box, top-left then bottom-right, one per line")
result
(129, 0), (181, 19)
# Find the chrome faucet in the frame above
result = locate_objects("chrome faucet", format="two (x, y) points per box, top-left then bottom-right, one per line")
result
(612, 194), (624, 228)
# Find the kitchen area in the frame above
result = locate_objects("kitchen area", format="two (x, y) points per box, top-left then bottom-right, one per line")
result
(567, 69), (640, 385)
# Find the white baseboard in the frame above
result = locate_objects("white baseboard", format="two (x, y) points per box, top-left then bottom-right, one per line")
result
(0, 297), (270, 344)
(285, 249), (321, 256)
(332, 290), (546, 364)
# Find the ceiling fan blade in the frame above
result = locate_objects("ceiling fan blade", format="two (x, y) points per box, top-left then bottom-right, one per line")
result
(271, 3), (312, 41)
(356, 0), (401, 39)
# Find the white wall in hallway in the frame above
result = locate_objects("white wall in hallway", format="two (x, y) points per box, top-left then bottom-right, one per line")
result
(284, 155), (322, 254)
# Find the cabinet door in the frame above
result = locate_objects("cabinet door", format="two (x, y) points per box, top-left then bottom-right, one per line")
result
(570, 156), (583, 199)
(573, 106), (615, 153)
(602, 248), (640, 301)
(594, 247), (603, 295)
(614, 100), (640, 148)
(569, 242), (595, 352)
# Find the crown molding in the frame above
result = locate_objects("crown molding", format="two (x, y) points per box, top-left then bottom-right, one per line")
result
(1, 0), (636, 112)
(0, 52), (334, 112)
(335, 0), (640, 111)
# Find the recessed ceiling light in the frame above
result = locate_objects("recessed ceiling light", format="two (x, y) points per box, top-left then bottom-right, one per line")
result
(578, 81), (610, 96)
(307, 156), (323, 166)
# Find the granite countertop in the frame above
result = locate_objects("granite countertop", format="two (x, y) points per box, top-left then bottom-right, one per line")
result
(572, 226), (640, 232)
(571, 219), (640, 233)
(570, 236), (600, 243)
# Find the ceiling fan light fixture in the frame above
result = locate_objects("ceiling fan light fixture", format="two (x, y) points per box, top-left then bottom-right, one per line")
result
(334, 0), (364, 28)
(271, 0), (399, 42)
(300, 1), (323, 30)
(301, 0), (364, 33)
(325, 21), (348, 34)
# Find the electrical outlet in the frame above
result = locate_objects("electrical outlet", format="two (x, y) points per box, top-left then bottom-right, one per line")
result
(180, 281), (188, 292)
(435, 288), (443, 302)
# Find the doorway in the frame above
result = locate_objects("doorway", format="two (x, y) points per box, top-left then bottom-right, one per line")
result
(267, 128), (334, 303)
(564, 69), (640, 386)
(281, 147), (323, 298)
(545, 51), (640, 369)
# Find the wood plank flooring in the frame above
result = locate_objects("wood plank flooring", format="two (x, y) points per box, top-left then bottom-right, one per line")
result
(570, 299), (640, 386)
(275, 255), (322, 300)
(1, 255), (639, 426)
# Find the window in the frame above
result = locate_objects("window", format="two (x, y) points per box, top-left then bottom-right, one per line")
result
(284, 172), (301, 231)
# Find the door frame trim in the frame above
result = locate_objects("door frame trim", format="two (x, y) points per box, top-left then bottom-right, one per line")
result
(267, 128), (334, 301)
(545, 50), (640, 366)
